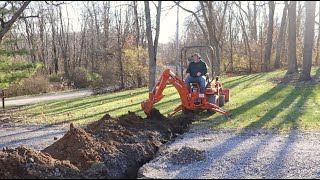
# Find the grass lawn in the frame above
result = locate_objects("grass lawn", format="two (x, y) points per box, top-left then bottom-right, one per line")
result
(14, 67), (320, 132)
(0, 59), (40, 89)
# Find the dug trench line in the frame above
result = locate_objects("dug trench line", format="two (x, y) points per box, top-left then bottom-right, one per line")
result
(0, 109), (195, 179)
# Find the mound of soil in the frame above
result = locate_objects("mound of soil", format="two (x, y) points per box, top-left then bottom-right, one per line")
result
(0, 146), (80, 179)
(42, 123), (104, 171)
(0, 109), (194, 178)
(169, 146), (206, 165)
(40, 109), (194, 179)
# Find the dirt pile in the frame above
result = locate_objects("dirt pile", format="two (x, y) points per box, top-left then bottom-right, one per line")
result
(42, 123), (104, 171)
(169, 146), (206, 165)
(34, 109), (193, 179)
(0, 109), (194, 178)
(0, 146), (80, 179)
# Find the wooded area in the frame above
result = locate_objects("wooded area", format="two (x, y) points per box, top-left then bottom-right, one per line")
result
(0, 1), (319, 93)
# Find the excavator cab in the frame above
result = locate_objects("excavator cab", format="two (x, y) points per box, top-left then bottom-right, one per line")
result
(141, 45), (231, 118)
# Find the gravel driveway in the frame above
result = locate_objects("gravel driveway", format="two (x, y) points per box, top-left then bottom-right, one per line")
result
(0, 122), (70, 150)
(139, 127), (320, 179)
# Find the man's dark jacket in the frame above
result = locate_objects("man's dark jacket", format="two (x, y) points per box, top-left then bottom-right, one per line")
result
(186, 59), (208, 78)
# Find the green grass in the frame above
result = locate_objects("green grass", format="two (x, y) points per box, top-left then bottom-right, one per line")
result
(0, 58), (40, 89)
(195, 67), (320, 132)
(15, 85), (181, 125)
(15, 67), (320, 132)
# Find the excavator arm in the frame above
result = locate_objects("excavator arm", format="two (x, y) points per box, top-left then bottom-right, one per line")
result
(141, 69), (190, 117)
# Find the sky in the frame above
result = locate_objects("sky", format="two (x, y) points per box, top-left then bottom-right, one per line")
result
(62, 1), (198, 44)
(61, 1), (320, 44)
(155, 1), (198, 43)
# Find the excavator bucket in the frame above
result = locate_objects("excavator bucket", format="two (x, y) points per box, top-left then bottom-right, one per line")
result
(141, 100), (154, 117)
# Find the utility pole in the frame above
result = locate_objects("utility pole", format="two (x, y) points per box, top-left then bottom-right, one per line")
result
(175, 3), (179, 76)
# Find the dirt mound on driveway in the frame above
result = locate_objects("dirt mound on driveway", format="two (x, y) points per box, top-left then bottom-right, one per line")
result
(42, 123), (104, 171)
(0, 146), (80, 179)
(40, 109), (194, 179)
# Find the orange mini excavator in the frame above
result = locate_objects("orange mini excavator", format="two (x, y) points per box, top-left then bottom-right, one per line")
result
(141, 45), (231, 117)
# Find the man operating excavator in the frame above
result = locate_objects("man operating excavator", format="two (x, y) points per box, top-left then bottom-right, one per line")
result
(185, 53), (208, 96)
(141, 46), (231, 118)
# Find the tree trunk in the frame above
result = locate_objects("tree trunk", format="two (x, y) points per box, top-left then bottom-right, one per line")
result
(253, 1), (257, 41)
(103, 1), (110, 50)
(144, 1), (161, 92)
(50, 9), (59, 74)
(274, 2), (288, 69)
(287, 1), (298, 74)
(229, 13), (233, 72)
(23, 18), (36, 63)
(315, 2), (320, 66)
(115, 9), (125, 89)
(59, 6), (69, 78)
(38, 12), (46, 66)
(300, 1), (316, 81)
(263, 1), (275, 72)
(260, 19), (263, 70)
(133, 1), (142, 87)
(92, 2), (100, 73)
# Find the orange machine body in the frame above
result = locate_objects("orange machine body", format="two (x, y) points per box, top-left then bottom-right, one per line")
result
(141, 69), (231, 117)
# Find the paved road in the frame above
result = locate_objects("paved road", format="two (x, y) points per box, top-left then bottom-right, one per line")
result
(5, 89), (93, 107)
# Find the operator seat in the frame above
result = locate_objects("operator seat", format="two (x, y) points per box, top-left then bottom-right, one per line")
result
(190, 73), (210, 91)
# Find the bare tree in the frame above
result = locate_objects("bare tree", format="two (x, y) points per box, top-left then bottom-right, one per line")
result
(115, 6), (131, 89)
(274, 1), (288, 69)
(262, 1), (275, 72)
(58, 5), (70, 78)
(287, 1), (298, 74)
(252, 1), (257, 41)
(229, 12), (233, 72)
(315, 2), (320, 66)
(49, 7), (59, 74)
(300, 1), (316, 81)
(145, 1), (161, 91)
(23, 17), (37, 63)
(200, 1), (228, 76)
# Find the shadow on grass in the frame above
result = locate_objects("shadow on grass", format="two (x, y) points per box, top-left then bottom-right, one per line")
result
(315, 67), (320, 78)
(45, 91), (181, 126)
(210, 84), (287, 127)
(21, 88), (150, 113)
(41, 90), (177, 116)
(175, 80), (315, 178)
(266, 85), (313, 178)
(223, 74), (252, 84)
(224, 73), (266, 89)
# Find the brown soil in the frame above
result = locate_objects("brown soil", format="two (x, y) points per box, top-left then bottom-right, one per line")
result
(0, 109), (194, 179)
(0, 146), (80, 179)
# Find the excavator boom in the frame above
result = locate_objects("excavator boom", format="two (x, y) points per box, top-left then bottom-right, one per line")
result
(141, 69), (188, 117)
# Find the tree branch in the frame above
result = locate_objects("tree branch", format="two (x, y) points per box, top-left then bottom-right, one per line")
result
(45, 1), (72, 6)
(153, 1), (161, 56)
(0, 1), (31, 42)
(217, 1), (229, 42)
(174, 1), (209, 42)
(19, 15), (40, 19)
